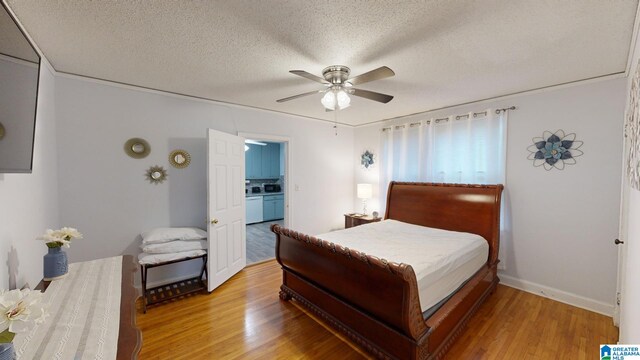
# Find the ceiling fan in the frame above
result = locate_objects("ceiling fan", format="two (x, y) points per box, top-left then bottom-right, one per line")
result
(276, 65), (395, 110)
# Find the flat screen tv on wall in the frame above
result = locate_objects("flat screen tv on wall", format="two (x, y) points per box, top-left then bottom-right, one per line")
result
(0, 2), (40, 173)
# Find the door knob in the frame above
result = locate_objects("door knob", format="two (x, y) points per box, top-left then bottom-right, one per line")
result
(614, 238), (624, 245)
(211, 218), (219, 225)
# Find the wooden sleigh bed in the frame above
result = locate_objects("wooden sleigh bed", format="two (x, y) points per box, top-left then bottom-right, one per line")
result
(271, 182), (504, 360)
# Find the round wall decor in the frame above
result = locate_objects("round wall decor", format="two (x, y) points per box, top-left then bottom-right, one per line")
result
(526, 130), (583, 171)
(145, 165), (167, 184)
(124, 138), (150, 159)
(361, 150), (375, 169)
(169, 149), (191, 169)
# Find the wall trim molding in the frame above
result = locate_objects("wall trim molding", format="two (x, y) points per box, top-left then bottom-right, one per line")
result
(355, 72), (626, 128)
(499, 273), (614, 317)
(55, 71), (355, 128)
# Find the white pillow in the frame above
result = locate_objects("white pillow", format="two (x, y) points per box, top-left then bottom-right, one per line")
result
(141, 240), (207, 254)
(141, 227), (207, 244)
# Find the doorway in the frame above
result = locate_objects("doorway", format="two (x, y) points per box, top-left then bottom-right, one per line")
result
(240, 133), (290, 265)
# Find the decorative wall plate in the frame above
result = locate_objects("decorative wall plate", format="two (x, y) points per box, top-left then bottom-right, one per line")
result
(361, 150), (375, 169)
(0, 122), (4, 140)
(145, 165), (167, 184)
(526, 130), (583, 170)
(169, 149), (191, 169)
(124, 138), (150, 159)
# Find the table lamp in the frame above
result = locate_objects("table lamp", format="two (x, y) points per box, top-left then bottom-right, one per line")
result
(357, 183), (373, 215)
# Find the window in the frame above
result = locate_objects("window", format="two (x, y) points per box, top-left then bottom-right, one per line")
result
(380, 109), (506, 205)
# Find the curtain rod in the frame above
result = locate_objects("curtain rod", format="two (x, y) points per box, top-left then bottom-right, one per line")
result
(380, 106), (517, 131)
(495, 106), (516, 114)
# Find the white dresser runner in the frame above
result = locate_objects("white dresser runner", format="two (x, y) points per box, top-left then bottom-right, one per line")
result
(14, 256), (123, 359)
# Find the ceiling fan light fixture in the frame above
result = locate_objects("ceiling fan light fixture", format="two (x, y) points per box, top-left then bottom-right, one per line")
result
(336, 89), (351, 109)
(321, 91), (336, 110)
(278, 65), (394, 110)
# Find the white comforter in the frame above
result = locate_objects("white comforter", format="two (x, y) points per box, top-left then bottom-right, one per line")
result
(317, 219), (488, 312)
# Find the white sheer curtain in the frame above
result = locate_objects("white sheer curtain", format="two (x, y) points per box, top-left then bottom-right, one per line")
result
(380, 109), (506, 210)
(379, 109), (509, 268)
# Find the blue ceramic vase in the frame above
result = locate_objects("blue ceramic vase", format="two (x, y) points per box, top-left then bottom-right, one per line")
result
(43, 247), (68, 280)
(0, 343), (15, 360)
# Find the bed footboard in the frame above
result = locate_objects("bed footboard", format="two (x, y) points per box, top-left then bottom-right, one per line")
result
(272, 182), (502, 359)
(272, 224), (430, 360)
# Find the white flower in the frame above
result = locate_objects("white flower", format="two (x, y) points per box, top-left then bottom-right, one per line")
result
(37, 229), (64, 247)
(0, 289), (48, 334)
(37, 229), (60, 242)
(57, 239), (71, 248)
(55, 227), (83, 241)
(37, 227), (82, 248)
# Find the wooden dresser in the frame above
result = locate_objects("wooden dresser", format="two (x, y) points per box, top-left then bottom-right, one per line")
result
(34, 255), (141, 359)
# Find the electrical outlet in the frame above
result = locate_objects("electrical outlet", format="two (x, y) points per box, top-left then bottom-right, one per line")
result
(295, 184), (300, 191)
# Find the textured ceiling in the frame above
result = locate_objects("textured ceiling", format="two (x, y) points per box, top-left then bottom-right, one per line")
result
(6, 0), (639, 126)
(0, 3), (38, 63)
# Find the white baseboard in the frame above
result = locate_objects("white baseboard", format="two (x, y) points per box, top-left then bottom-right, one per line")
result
(499, 273), (614, 317)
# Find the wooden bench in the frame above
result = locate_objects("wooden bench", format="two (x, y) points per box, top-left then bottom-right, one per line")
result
(140, 253), (208, 313)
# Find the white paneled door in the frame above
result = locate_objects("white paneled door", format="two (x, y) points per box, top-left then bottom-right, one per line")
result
(207, 129), (246, 292)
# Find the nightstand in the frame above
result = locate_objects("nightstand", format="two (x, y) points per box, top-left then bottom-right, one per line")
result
(344, 213), (382, 229)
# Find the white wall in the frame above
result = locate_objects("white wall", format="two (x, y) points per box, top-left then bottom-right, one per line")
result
(0, 61), (59, 289)
(55, 76), (354, 283)
(0, 57), (39, 171)
(354, 77), (625, 315)
(619, 22), (640, 343)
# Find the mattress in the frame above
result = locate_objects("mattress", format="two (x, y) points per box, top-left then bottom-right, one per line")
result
(316, 219), (488, 312)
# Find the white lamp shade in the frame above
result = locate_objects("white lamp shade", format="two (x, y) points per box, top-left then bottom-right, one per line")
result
(357, 183), (373, 199)
(336, 90), (351, 109)
(321, 91), (336, 110)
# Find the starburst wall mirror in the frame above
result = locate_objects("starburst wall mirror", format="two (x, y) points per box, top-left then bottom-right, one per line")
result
(145, 165), (167, 184)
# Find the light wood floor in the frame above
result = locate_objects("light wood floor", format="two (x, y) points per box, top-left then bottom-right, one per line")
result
(246, 220), (283, 264)
(137, 261), (618, 359)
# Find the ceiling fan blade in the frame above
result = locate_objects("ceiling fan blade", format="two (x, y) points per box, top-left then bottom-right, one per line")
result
(290, 70), (330, 84)
(276, 89), (322, 103)
(348, 66), (395, 86)
(351, 88), (394, 103)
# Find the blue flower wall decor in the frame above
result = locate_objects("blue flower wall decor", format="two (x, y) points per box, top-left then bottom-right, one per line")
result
(527, 130), (583, 170)
(361, 150), (375, 169)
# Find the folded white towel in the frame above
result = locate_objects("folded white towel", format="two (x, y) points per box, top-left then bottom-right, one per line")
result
(141, 227), (207, 244)
(138, 250), (207, 265)
(141, 240), (207, 254)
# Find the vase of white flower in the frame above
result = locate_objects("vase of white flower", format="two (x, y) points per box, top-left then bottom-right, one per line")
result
(43, 247), (68, 280)
(37, 227), (82, 281)
(0, 343), (14, 360)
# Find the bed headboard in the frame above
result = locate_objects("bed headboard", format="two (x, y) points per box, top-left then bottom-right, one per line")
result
(384, 182), (504, 265)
